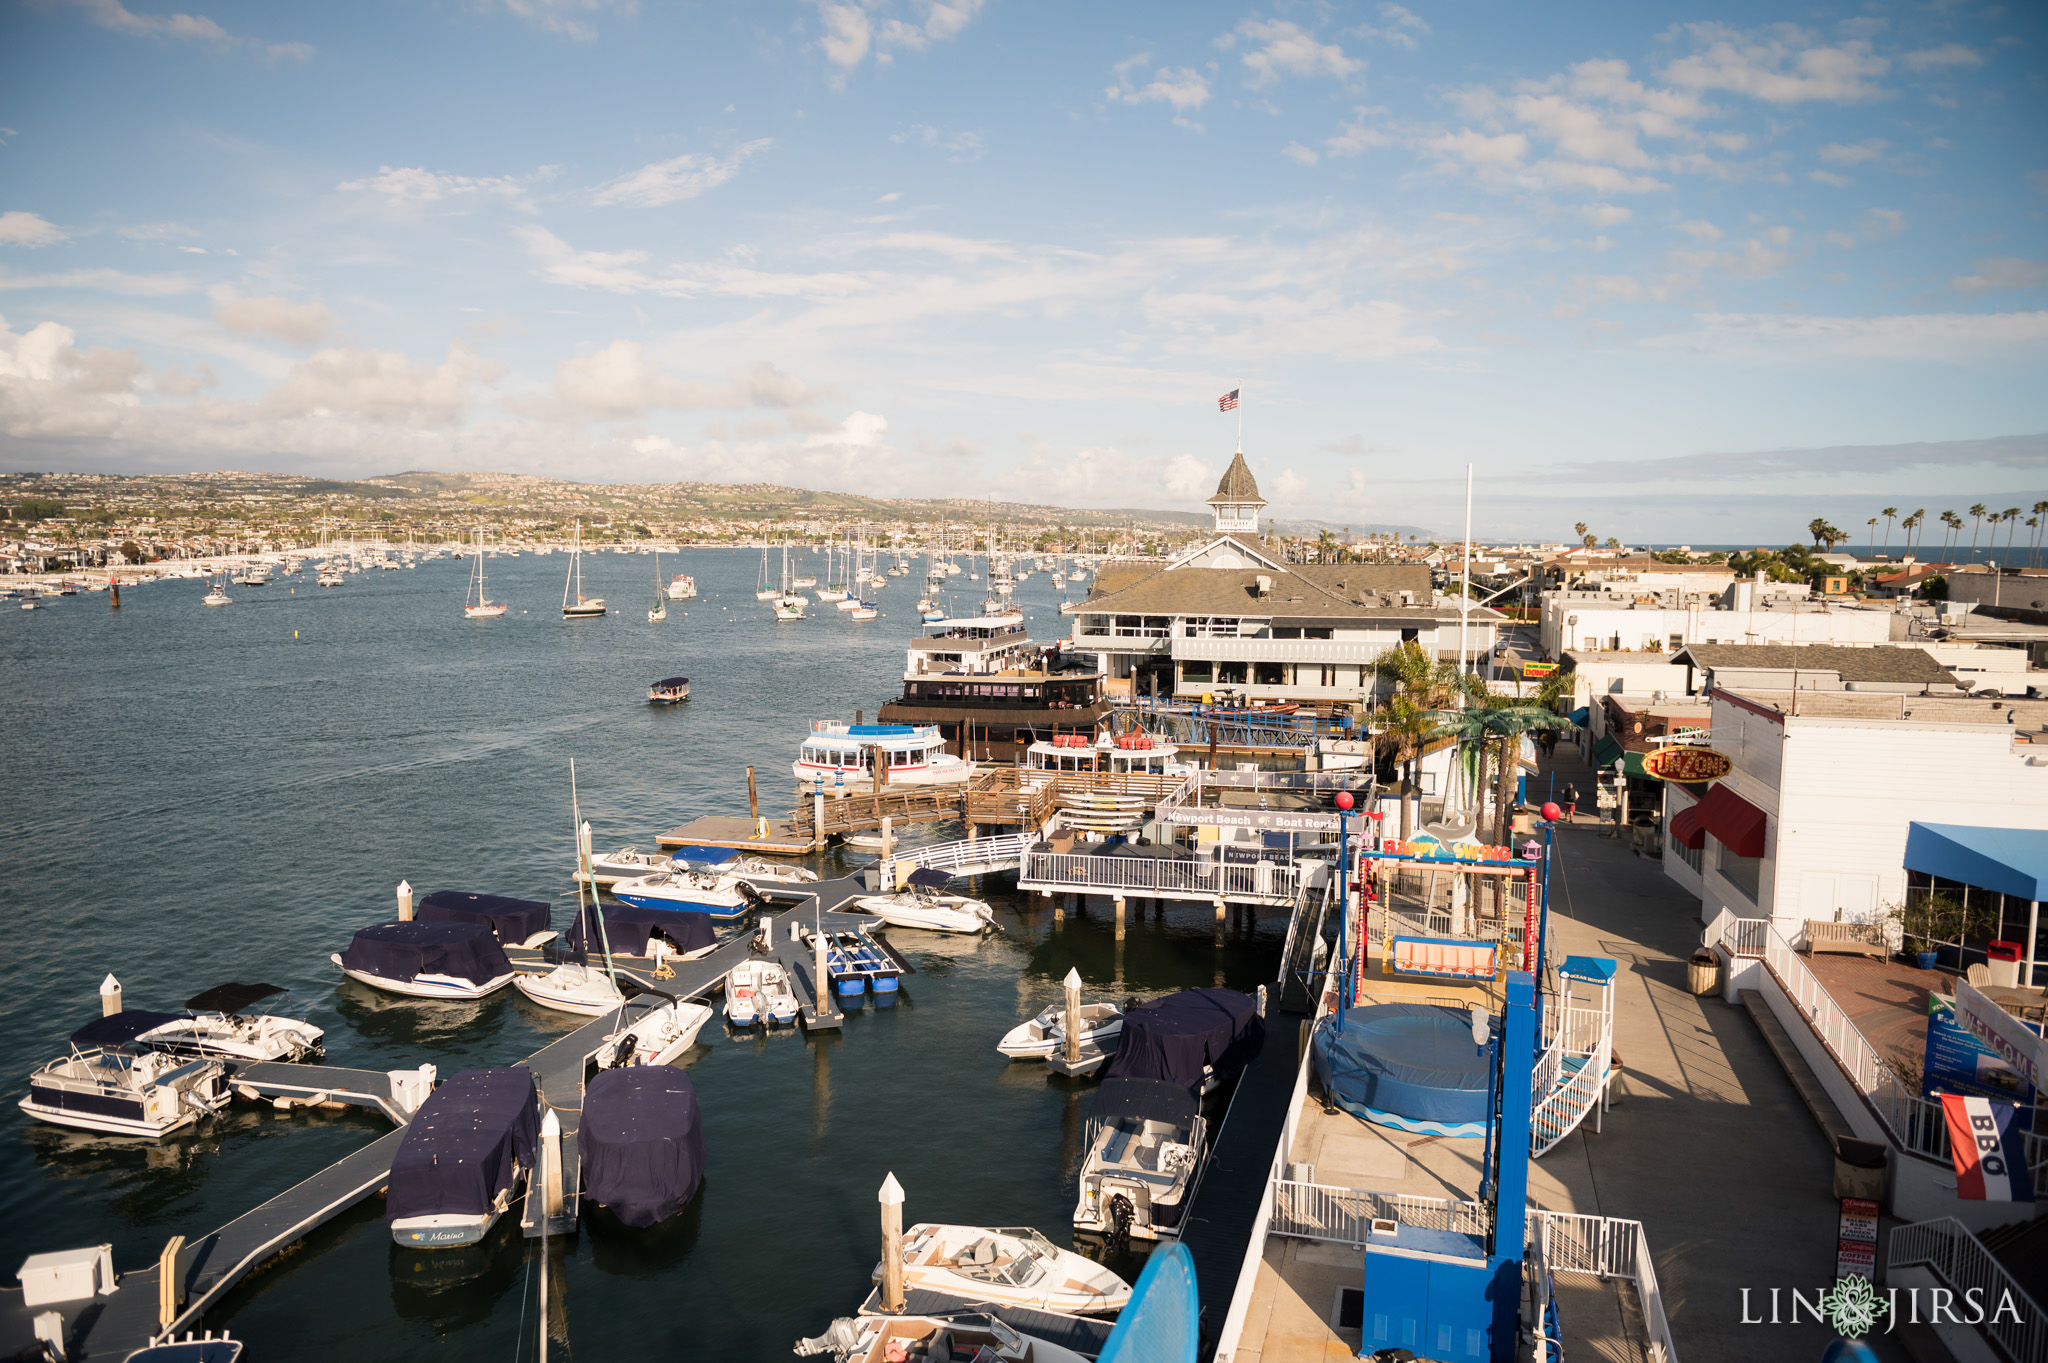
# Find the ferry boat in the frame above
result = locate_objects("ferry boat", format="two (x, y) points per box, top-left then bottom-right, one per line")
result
(648, 676), (691, 704)
(667, 573), (698, 600)
(1026, 731), (1189, 778)
(793, 722), (975, 790)
(876, 616), (1110, 762)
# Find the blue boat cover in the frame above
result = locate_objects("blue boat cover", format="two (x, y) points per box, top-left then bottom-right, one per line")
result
(668, 846), (739, 867)
(578, 1067), (705, 1227)
(1313, 1004), (1497, 1129)
(1106, 988), (1264, 1093)
(386, 1068), (540, 1222)
(71, 1010), (184, 1047)
(416, 891), (552, 945)
(847, 724), (915, 736)
(1089, 1077), (1199, 1132)
(568, 903), (717, 959)
(339, 921), (513, 987)
(1097, 1241), (1199, 1363)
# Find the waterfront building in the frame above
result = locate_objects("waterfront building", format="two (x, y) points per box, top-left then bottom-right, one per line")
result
(1065, 453), (1502, 703)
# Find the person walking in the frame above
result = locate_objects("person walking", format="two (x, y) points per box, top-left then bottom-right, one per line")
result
(1561, 781), (1579, 820)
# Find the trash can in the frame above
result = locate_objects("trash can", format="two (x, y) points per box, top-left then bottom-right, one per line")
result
(1687, 948), (1720, 996)
(1988, 940), (2022, 989)
(1833, 1136), (1888, 1200)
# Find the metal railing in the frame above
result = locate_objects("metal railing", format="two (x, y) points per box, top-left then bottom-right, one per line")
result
(1019, 851), (1302, 902)
(876, 832), (1032, 884)
(1529, 1210), (1677, 1363)
(1269, 1182), (1493, 1245)
(1888, 1217), (2047, 1363)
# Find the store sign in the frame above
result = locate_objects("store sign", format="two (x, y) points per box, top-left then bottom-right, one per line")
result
(1160, 807), (1341, 832)
(1522, 662), (1558, 679)
(1374, 837), (1519, 864)
(1957, 979), (2048, 1093)
(1640, 746), (1733, 782)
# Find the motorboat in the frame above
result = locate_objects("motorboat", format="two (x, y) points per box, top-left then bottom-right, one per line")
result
(578, 845), (677, 884)
(316, 564), (344, 587)
(567, 902), (719, 965)
(139, 982), (325, 1062)
(879, 1224), (1132, 1315)
(414, 890), (558, 949)
(331, 921), (518, 1000)
(1071, 1078), (1206, 1242)
(854, 868), (995, 934)
(611, 865), (760, 920)
(387, 1068), (540, 1247)
(663, 845), (817, 887)
(725, 959), (798, 1027)
(795, 1312), (1090, 1363)
(19, 1011), (232, 1139)
(512, 962), (626, 1016)
(579, 1066), (705, 1227)
(794, 722), (974, 791)
(202, 579), (231, 607)
(667, 574), (698, 600)
(1027, 733), (1189, 779)
(849, 602), (879, 621)
(648, 676), (691, 704)
(597, 997), (716, 1069)
(997, 999), (1125, 1061)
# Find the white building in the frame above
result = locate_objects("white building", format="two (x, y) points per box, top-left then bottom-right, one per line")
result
(1540, 577), (1897, 662)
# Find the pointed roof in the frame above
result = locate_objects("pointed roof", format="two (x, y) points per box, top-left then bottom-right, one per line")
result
(1206, 451), (1265, 506)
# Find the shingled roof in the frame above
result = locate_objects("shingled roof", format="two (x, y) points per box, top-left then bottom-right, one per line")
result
(1673, 643), (1958, 686)
(1078, 553), (1440, 620)
(1207, 451), (1264, 505)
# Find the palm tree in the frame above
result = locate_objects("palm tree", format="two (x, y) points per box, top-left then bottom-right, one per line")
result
(1880, 506), (1899, 554)
(2029, 515), (2043, 570)
(1865, 517), (1878, 554)
(1373, 643), (1477, 840)
(1905, 510), (1926, 555)
(1808, 517), (1834, 547)
(1969, 503), (1988, 560)
(1941, 511), (1963, 557)
(1423, 694), (1578, 878)
(2032, 501), (2048, 568)
(2002, 507), (2024, 564)
(1574, 522), (1588, 543)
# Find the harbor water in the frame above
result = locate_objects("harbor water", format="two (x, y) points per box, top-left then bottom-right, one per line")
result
(0, 549), (1282, 1358)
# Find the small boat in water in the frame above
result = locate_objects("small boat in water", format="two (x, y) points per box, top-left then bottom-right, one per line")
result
(647, 676), (691, 704)
(579, 1066), (706, 1227)
(562, 520), (607, 618)
(577, 845), (679, 884)
(202, 578), (231, 607)
(464, 527), (508, 618)
(612, 860), (761, 920)
(880, 1224), (1132, 1315)
(20, 1010), (233, 1139)
(794, 1311), (1091, 1363)
(331, 921), (518, 1000)
(140, 982), (325, 1062)
(598, 996), (716, 1069)
(725, 958), (798, 1027)
(415, 890), (558, 949)
(387, 1068), (540, 1247)
(667, 573), (698, 600)
(512, 961), (626, 1016)
(855, 868), (996, 934)
(794, 722), (975, 791)
(1071, 1078), (1205, 1242)
(997, 999), (1125, 1061)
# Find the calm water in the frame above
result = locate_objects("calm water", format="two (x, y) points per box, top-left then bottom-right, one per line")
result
(0, 548), (1279, 1360)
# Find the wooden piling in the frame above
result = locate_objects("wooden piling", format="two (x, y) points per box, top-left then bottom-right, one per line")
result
(879, 1173), (906, 1313)
(157, 1235), (184, 1328)
(1062, 967), (1082, 1065)
(747, 766), (759, 820)
(1114, 896), (1125, 941)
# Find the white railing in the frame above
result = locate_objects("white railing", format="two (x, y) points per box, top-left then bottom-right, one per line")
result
(877, 832), (1031, 883)
(1019, 851), (1301, 902)
(1716, 915), (2048, 1193)
(1706, 907), (1767, 958)
(1888, 1218), (2047, 1363)
(1269, 1182), (1493, 1246)
(1529, 1210), (1677, 1363)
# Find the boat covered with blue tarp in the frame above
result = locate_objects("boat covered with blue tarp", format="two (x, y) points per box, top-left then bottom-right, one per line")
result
(415, 891), (552, 946)
(333, 921), (516, 999)
(1105, 988), (1263, 1093)
(567, 902), (717, 959)
(386, 1067), (540, 1245)
(578, 1066), (705, 1227)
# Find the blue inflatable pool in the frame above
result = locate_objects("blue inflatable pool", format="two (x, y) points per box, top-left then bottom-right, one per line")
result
(1312, 1004), (1497, 1138)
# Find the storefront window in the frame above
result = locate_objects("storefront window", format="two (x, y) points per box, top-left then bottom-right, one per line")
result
(1718, 843), (1762, 900)
(1181, 660), (1213, 684)
(1218, 662), (1248, 685)
(1253, 662), (1286, 686)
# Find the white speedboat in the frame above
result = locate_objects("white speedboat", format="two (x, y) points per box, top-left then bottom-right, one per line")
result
(202, 578), (231, 607)
(140, 982), (325, 1062)
(997, 1000), (1125, 1061)
(388, 1068), (538, 1247)
(796, 1312), (1090, 1363)
(723, 854), (817, 884)
(331, 921), (518, 1000)
(612, 866), (759, 921)
(725, 959), (798, 1027)
(849, 602), (879, 621)
(855, 869), (996, 934)
(880, 1224), (1132, 1315)
(667, 574), (698, 600)
(577, 845), (678, 885)
(512, 962), (626, 1016)
(598, 997), (716, 1069)
(21, 1011), (232, 1139)
(1072, 1078), (1206, 1242)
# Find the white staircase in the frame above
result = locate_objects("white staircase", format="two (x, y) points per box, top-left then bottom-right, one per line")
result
(1531, 966), (1616, 1156)
(877, 832), (1032, 884)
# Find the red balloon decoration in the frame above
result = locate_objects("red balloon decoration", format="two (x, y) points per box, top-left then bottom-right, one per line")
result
(1540, 802), (1562, 823)
(1335, 791), (1355, 811)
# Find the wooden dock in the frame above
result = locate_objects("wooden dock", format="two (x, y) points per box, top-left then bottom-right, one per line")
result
(656, 813), (817, 855)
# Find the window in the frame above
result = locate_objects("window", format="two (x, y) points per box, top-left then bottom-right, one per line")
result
(1180, 659), (1213, 684)
(1272, 626), (1302, 640)
(1669, 634), (1684, 651)
(1674, 835), (1702, 874)
(1718, 843), (1762, 901)
(1304, 627), (1332, 640)
(1254, 662), (1285, 686)
(1401, 628), (1420, 643)
(1582, 637), (1597, 651)
(1218, 661), (1248, 684)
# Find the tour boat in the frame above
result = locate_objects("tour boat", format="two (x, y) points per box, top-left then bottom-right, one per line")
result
(562, 521), (607, 617)
(724, 959), (798, 1027)
(387, 1068), (539, 1248)
(20, 1011), (233, 1139)
(648, 676), (690, 704)
(1027, 732), (1187, 778)
(202, 578), (231, 607)
(793, 722), (974, 790)
(597, 997), (716, 1069)
(610, 866), (759, 920)
(879, 1224), (1133, 1315)
(140, 982), (325, 1063)
(997, 999), (1126, 1060)
(854, 869), (996, 934)
(331, 921), (519, 1000)
(667, 573), (698, 600)
(464, 528), (507, 617)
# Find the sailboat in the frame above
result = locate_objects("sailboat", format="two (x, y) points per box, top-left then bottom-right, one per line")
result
(755, 546), (781, 601)
(562, 520), (607, 618)
(774, 542), (806, 621)
(465, 528), (508, 618)
(648, 547), (668, 623)
(516, 771), (629, 1016)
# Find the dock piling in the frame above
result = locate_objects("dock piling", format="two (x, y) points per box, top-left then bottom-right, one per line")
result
(100, 974), (121, 1017)
(540, 1110), (564, 1219)
(1113, 896), (1125, 941)
(878, 1173), (906, 1314)
(747, 767), (759, 821)
(1062, 968), (1082, 1066)
(396, 880), (413, 922)
(156, 1235), (185, 1329)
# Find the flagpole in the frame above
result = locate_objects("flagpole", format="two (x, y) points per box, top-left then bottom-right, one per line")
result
(1236, 381), (1243, 453)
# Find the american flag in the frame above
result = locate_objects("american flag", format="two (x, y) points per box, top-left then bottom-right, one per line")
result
(1218, 389), (1239, 412)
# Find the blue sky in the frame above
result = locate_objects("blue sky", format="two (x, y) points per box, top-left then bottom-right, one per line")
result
(1, 0), (2043, 541)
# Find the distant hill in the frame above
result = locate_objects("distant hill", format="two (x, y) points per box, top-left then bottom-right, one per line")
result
(1267, 516), (1442, 541)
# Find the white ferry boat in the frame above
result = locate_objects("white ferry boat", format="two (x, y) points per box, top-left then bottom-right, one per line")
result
(794, 722), (975, 790)
(1026, 732), (1189, 777)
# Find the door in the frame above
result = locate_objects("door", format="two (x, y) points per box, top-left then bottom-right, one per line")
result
(1800, 872), (1840, 920)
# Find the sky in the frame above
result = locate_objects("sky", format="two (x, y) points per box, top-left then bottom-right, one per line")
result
(1, 0), (2044, 542)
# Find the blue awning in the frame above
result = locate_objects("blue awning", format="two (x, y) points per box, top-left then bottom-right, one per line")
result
(1904, 823), (2048, 902)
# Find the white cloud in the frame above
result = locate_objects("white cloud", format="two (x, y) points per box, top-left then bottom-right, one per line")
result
(1232, 18), (1364, 87)
(1159, 454), (1214, 501)
(1901, 44), (1983, 72)
(1580, 203), (1632, 226)
(1281, 141), (1320, 167)
(1678, 219), (1723, 241)
(1809, 169), (1852, 187)
(213, 291), (333, 347)
(0, 212), (67, 248)
(814, 0), (985, 80)
(57, 0), (311, 62)
(554, 340), (815, 414)
(1864, 207), (1906, 239)
(892, 125), (986, 162)
(876, 0), (986, 53)
(1819, 138), (1887, 165)
(1951, 258), (2048, 295)
(815, 3), (871, 71)
(1106, 62), (1212, 123)
(1352, 3), (1430, 53)
(116, 221), (198, 242)
(1644, 310), (2048, 361)
(0, 266), (195, 295)
(590, 140), (772, 208)
(486, 0), (634, 42)
(1661, 22), (1890, 104)
(259, 343), (504, 426)
(1273, 468), (1309, 503)
(337, 165), (545, 209)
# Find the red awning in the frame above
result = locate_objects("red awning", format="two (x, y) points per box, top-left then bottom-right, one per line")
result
(1694, 783), (1767, 858)
(1669, 804), (1705, 851)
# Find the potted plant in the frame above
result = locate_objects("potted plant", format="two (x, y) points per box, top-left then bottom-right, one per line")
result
(1887, 891), (1970, 970)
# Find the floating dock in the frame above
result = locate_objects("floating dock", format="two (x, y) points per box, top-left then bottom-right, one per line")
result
(656, 814), (816, 856)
